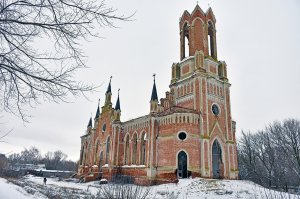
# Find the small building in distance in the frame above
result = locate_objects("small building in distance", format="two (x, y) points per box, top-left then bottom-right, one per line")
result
(78, 4), (238, 185)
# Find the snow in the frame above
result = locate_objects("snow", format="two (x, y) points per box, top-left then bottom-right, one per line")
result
(121, 164), (146, 168)
(1, 175), (299, 199)
(0, 178), (37, 199)
(34, 169), (73, 173)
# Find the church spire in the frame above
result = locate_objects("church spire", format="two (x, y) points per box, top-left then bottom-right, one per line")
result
(106, 76), (112, 94)
(104, 76), (112, 107)
(150, 74), (158, 101)
(113, 89), (121, 121)
(95, 99), (100, 119)
(150, 74), (159, 113)
(87, 117), (92, 128)
(115, 89), (121, 111)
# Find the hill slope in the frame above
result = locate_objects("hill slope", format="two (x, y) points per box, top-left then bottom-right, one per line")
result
(0, 175), (298, 199)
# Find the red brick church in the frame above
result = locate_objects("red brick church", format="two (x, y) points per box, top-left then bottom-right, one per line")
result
(78, 5), (239, 184)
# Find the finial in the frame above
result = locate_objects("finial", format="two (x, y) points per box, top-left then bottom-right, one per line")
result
(98, 98), (100, 105)
(91, 112), (92, 118)
(208, 3), (210, 7)
(197, 1), (198, 5)
(153, 73), (156, 82)
(118, 88), (120, 94)
(106, 76), (112, 94)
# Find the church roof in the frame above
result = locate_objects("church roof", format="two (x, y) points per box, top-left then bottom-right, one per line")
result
(151, 76), (158, 101)
(191, 4), (205, 17)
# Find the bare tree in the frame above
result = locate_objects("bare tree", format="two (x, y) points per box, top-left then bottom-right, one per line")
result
(20, 146), (42, 164)
(238, 118), (300, 190)
(0, 0), (131, 120)
(253, 131), (276, 187)
(269, 119), (300, 180)
(238, 131), (259, 181)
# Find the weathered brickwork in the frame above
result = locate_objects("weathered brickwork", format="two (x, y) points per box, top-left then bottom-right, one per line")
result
(77, 5), (238, 184)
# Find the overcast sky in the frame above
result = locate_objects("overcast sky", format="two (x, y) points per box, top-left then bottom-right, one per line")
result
(1, 0), (300, 161)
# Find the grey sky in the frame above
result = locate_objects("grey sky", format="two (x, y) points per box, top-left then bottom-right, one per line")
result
(1, 0), (300, 161)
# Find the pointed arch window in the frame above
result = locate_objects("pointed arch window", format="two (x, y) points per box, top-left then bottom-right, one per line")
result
(99, 151), (103, 170)
(132, 134), (138, 165)
(105, 137), (110, 164)
(124, 135), (130, 165)
(208, 21), (216, 59)
(140, 132), (147, 165)
(182, 23), (190, 59)
(94, 140), (100, 164)
(80, 146), (84, 165)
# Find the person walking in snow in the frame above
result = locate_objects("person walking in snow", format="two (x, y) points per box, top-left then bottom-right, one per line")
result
(43, 177), (47, 185)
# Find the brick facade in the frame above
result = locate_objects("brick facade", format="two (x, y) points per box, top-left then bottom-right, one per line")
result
(77, 5), (238, 184)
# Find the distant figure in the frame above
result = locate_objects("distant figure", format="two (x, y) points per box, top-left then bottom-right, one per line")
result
(43, 177), (47, 185)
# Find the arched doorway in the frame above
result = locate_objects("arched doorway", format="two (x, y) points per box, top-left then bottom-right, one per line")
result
(212, 140), (222, 179)
(177, 151), (188, 178)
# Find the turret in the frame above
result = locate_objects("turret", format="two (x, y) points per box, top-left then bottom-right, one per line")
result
(94, 99), (101, 126)
(87, 117), (92, 133)
(104, 76), (112, 107)
(150, 74), (159, 113)
(114, 89), (121, 121)
(102, 76), (113, 113)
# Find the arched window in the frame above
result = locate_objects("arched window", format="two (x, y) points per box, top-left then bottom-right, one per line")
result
(94, 140), (99, 164)
(208, 21), (216, 58)
(132, 134), (138, 165)
(140, 132), (147, 165)
(124, 135), (130, 165)
(99, 151), (103, 170)
(80, 146), (84, 165)
(105, 137), (110, 164)
(182, 23), (190, 59)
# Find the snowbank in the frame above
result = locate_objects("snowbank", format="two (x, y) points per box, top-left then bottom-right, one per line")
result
(0, 178), (35, 199)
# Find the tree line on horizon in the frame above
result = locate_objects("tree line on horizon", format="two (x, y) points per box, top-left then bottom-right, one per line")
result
(238, 118), (300, 190)
(7, 147), (77, 172)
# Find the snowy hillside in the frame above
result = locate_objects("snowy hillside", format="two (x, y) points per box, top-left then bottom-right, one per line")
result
(0, 175), (299, 199)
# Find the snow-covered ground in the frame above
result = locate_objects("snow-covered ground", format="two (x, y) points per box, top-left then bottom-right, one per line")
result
(0, 175), (299, 199)
(0, 178), (36, 199)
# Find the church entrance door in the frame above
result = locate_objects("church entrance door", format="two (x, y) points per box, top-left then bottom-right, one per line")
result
(177, 151), (187, 178)
(212, 140), (222, 179)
